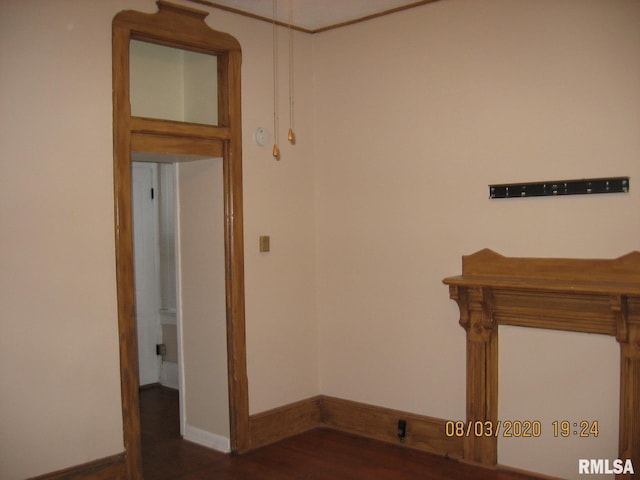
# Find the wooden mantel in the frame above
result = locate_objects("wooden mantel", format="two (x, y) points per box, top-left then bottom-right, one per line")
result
(443, 249), (640, 479)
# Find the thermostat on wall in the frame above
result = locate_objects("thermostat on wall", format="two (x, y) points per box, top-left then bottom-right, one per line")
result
(254, 127), (270, 147)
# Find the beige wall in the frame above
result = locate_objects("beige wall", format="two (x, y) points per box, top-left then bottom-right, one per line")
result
(234, 12), (319, 414)
(130, 40), (218, 125)
(178, 158), (229, 445)
(0, 0), (318, 477)
(313, 0), (639, 477)
(0, 1), (127, 478)
(1, 0), (638, 478)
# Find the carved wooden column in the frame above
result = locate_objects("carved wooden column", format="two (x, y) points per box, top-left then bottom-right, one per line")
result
(615, 295), (640, 480)
(449, 285), (498, 466)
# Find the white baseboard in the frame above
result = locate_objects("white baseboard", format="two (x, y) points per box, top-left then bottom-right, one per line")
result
(160, 361), (179, 390)
(184, 424), (230, 453)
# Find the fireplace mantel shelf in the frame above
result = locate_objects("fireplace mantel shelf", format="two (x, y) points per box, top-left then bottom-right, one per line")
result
(443, 249), (640, 479)
(444, 274), (640, 296)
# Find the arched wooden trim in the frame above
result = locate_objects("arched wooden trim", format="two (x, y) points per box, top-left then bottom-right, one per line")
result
(112, 2), (249, 478)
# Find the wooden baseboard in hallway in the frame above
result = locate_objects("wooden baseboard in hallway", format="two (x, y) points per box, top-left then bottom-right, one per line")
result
(140, 386), (539, 480)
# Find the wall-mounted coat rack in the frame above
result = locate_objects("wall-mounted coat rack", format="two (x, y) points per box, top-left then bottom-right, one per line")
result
(489, 177), (629, 199)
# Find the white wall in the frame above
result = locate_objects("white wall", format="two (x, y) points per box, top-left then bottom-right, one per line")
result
(313, 0), (640, 477)
(499, 327), (619, 478)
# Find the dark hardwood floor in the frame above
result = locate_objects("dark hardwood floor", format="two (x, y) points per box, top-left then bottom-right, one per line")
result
(140, 386), (537, 480)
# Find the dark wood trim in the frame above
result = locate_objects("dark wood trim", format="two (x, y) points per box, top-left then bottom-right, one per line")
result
(186, 0), (443, 35)
(249, 396), (322, 449)
(456, 248), (640, 284)
(321, 395), (463, 459)
(130, 132), (224, 157)
(130, 117), (231, 140)
(249, 395), (462, 459)
(619, 295), (640, 479)
(112, 11), (141, 480)
(27, 453), (127, 480)
(112, 2), (249, 477)
(444, 249), (640, 479)
(223, 44), (251, 454)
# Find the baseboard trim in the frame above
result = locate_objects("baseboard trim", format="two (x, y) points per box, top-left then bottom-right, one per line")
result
(184, 424), (231, 453)
(27, 453), (127, 480)
(248, 395), (462, 459)
(320, 395), (463, 459)
(248, 395), (557, 480)
(249, 396), (322, 449)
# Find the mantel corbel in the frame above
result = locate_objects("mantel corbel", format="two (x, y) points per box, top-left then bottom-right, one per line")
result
(610, 295), (629, 344)
(448, 285), (496, 343)
(448, 284), (467, 329)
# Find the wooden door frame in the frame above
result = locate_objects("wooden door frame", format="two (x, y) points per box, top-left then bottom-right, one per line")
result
(113, 3), (249, 479)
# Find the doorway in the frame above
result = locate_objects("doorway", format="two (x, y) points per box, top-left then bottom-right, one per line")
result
(133, 161), (180, 392)
(113, 4), (249, 478)
(133, 157), (231, 460)
(132, 162), (164, 389)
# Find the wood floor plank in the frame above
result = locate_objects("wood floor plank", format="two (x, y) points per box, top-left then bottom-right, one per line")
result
(140, 387), (538, 480)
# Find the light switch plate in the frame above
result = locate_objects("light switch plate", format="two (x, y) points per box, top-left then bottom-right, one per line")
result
(259, 235), (270, 252)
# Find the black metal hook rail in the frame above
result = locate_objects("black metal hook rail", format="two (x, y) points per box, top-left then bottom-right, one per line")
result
(489, 177), (629, 199)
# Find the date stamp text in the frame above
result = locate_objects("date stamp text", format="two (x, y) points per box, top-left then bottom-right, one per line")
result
(445, 420), (599, 438)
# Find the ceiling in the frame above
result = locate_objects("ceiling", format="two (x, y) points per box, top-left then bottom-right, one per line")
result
(194, 0), (439, 32)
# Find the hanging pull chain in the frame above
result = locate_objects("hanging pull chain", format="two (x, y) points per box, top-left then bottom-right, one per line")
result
(287, 0), (296, 144)
(272, 0), (280, 159)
